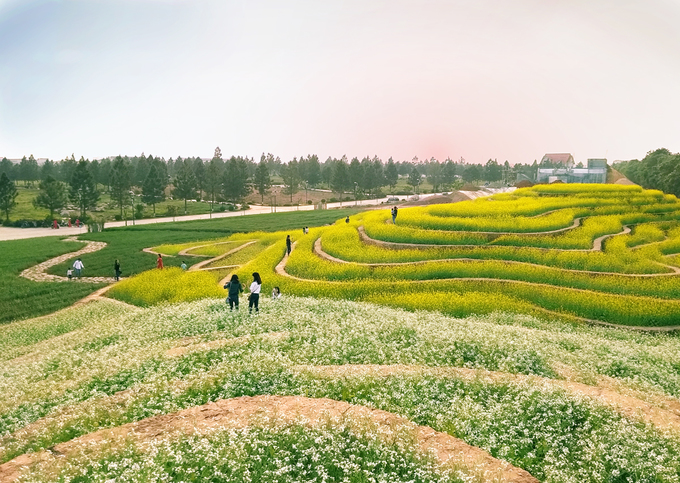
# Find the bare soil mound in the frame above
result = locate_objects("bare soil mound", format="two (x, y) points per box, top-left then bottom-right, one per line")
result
(401, 192), (472, 207)
(0, 396), (538, 483)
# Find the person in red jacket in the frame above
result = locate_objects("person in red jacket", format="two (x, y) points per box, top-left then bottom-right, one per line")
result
(156, 254), (164, 270)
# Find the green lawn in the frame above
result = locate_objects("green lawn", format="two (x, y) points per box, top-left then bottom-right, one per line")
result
(0, 237), (103, 323)
(0, 209), (361, 323)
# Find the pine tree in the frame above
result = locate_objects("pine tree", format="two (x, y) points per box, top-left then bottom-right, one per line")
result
(70, 159), (100, 219)
(0, 173), (18, 222)
(173, 160), (198, 214)
(408, 167), (421, 192)
(331, 159), (350, 201)
(34, 176), (68, 218)
(207, 148), (224, 217)
(142, 162), (167, 216)
(254, 159), (271, 204)
(306, 154), (321, 187)
(110, 156), (132, 218)
(280, 159), (301, 202)
(222, 157), (250, 202)
(385, 158), (398, 192)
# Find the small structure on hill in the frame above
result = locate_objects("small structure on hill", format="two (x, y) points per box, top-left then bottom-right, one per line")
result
(540, 153), (575, 168)
(537, 157), (607, 184)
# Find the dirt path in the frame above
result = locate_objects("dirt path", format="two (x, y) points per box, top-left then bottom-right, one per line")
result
(293, 365), (680, 432)
(315, 236), (680, 277)
(20, 237), (117, 283)
(188, 240), (257, 271)
(275, 242), (680, 332)
(0, 395), (538, 483)
(358, 224), (632, 253)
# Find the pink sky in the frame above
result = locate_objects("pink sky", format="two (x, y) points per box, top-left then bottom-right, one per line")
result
(1, 0), (679, 164)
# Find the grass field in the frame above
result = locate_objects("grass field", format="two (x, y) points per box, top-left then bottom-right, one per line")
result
(2, 209), (358, 323)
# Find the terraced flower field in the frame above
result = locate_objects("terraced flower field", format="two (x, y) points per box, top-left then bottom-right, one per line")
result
(160, 184), (680, 328)
(5, 184), (680, 482)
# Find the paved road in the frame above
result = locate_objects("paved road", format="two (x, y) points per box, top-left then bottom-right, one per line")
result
(0, 196), (405, 241)
(0, 189), (512, 241)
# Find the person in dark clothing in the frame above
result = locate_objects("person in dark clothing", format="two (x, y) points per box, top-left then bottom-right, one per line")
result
(224, 274), (243, 310)
(286, 235), (292, 255)
(391, 206), (398, 224)
(345, 216), (350, 223)
(114, 259), (121, 281)
(248, 272), (262, 314)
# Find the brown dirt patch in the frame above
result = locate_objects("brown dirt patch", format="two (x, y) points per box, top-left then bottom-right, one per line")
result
(293, 365), (680, 432)
(0, 395), (538, 483)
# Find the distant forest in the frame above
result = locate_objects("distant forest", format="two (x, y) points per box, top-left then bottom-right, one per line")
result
(613, 148), (680, 197)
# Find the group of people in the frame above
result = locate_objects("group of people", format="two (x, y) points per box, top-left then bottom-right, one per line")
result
(224, 272), (279, 314)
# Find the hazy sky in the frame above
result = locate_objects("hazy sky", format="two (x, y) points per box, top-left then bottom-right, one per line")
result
(1, 0), (679, 164)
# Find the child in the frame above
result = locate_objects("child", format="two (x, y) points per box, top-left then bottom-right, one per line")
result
(272, 286), (281, 300)
(67, 268), (73, 281)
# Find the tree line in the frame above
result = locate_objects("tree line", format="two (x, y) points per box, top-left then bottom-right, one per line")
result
(613, 148), (680, 197)
(0, 149), (543, 223)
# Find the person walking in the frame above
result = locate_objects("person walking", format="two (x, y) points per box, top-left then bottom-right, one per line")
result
(67, 268), (73, 281)
(73, 258), (84, 278)
(224, 274), (243, 311)
(114, 259), (121, 281)
(248, 272), (262, 314)
(156, 254), (164, 270)
(391, 206), (398, 224)
(286, 235), (292, 256)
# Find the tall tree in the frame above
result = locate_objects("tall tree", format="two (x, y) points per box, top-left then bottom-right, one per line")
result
(70, 159), (100, 219)
(222, 157), (250, 201)
(33, 176), (68, 218)
(41, 160), (56, 180)
(0, 173), (18, 222)
(58, 155), (78, 183)
(193, 158), (206, 201)
(463, 164), (482, 182)
(427, 160), (442, 193)
(349, 158), (363, 194)
(280, 159), (301, 202)
(19, 155), (40, 185)
(0, 158), (14, 180)
(142, 162), (167, 216)
(484, 159), (502, 182)
(110, 156), (132, 218)
(331, 158), (350, 201)
(173, 160), (198, 214)
(408, 167), (421, 192)
(385, 157), (398, 192)
(442, 159), (457, 188)
(306, 154), (321, 187)
(206, 148), (224, 216)
(254, 156), (272, 204)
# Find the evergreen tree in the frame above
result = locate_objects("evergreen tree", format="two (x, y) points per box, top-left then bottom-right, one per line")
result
(222, 157), (250, 201)
(206, 148), (224, 216)
(193, 158), (206, 201)
(280, 159), (301, 202)
(306, 154), (321, 187)
(142, 162), (167, 216)
(41, 160), (56, 180)
(254, 156), (272, 204)
(427, 160), (442, 192)
(349, 158), (363, 194)
(0, 173), (18, 222)
(173, 160), (198, 214)
(33, 176), (68, 218)
(442, 159), (457, 188)
(408, 167), (421, 192)
(70, 159), (100, 219)
(484, 159), (502, 182)
(0, 158), (14, 180)
(110, 156), (132, 218)
(385, 157), (398, 192)
(19, 155), (40, 186)
(58, 155), (78, 183)
(331, 158), (350, 201)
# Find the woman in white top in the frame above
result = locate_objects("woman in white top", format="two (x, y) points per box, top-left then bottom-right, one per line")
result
(248, 272), (262, 314)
